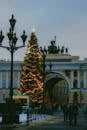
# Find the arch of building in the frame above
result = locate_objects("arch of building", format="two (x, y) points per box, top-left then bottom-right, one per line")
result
(45, 71), (70, 87)
(44, 71), (70, 106)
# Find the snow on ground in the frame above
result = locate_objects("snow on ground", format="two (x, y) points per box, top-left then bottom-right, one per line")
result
(19, 113), (47, 123)
(0, 114), (48, 124)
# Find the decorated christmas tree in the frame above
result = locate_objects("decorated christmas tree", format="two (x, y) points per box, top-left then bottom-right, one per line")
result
(18, 32), (43, 104)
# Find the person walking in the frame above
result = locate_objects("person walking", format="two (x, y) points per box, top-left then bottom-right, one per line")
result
(62, 103), (68, 122)
(73, 103), (79, 125)
(68, 104), (73, 125)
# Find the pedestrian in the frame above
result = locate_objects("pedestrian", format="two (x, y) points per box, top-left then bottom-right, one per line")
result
(73, 103), (79, 125)
(62, 103), (68, 122)
(68, 104), (73, 125)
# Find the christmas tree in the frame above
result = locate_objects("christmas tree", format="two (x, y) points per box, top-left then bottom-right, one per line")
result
(18, 32), (43, 104)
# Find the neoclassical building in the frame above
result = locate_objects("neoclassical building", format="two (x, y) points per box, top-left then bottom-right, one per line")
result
(0, 53), (87, 105)
(45, 54), (87, 105)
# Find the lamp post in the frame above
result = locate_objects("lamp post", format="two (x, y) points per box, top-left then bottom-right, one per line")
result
(0, 14), (27, 102)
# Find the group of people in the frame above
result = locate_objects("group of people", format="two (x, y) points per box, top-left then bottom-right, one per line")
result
(62, 103), (79, 125)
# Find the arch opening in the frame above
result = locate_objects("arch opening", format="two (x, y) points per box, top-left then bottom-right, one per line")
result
(44, 72), (69, 108)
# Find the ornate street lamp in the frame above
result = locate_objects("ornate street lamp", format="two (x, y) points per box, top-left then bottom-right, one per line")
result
(0, 14), (27, 102)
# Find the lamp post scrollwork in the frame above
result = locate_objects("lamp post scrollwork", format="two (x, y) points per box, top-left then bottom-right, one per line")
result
(0, 14), (27, 102)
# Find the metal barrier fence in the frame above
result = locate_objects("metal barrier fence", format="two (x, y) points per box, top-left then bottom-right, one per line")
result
(0, 113), (47, 124)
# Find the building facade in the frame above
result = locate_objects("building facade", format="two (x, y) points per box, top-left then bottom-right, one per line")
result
(0, 60), (22, 102)
(0, 54), (87, 105)
(45, 54), (87, 105)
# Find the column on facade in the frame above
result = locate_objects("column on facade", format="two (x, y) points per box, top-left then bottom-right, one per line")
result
(83, 71), (87, 89)
(77, 70), (80, 88)
(18, 71), (21, 88)
(0, 72), (2, 88)
(71, 70), (74, 89)
(6, 71), (8, 88)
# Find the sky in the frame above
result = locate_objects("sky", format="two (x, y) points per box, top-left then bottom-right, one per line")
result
(0, 0), (87, 61)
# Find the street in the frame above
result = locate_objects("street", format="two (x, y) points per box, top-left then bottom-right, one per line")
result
(0, 111), (87, 130)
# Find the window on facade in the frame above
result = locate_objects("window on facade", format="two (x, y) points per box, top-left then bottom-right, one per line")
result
(65, 70), (70, 77)
(74, 70), (77, 77)
(73, 79), (77, 89)
(80, 71), (83, 77)
(80, 80), (84, 88)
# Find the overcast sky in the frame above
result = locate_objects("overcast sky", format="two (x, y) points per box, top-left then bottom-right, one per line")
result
(0, 0), (87, 61)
